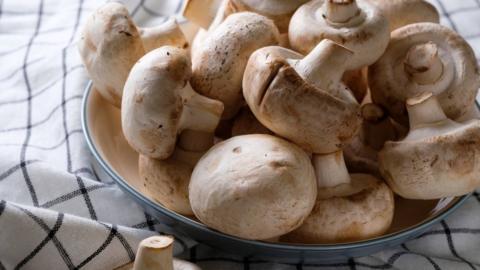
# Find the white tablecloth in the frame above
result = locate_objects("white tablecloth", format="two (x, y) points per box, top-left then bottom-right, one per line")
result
(1, 0), (480, 269)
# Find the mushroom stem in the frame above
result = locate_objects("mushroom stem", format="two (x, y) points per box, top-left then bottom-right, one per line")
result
(182, 0), (224, 29)
(323, 0), (360, 24)
(139, 19), (187, 52)
(133, 236), (175, 270)
(293, 39), (354, 88)
(178, 130), (215, 152)
(312, 151), (351, 188)
(404, 42), (444, 85)
(407, 92), (448, 129)
(179, 84), (224, 133)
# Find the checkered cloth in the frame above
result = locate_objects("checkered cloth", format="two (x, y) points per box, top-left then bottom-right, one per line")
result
(1, 0), (480, 269)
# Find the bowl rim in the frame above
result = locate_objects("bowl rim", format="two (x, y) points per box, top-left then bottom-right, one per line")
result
(81, 81), (471, 251)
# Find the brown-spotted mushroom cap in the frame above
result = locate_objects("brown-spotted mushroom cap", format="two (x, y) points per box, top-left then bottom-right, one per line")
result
(379, 92), (480, 200)
(367, 0), (439, 31)
(243, 40), (361, 154)
(191, 12), (280, 119)
(342, 69), (368, 103)
(283, 151), (394, 244)
(344, 103), (406, 177)
(78, 2), (145, 107)
(116, 236), (201, 270)
(369, 23), (480, 125)
(121, 46), (224, 159)
(138, 18), (189, 52)
(289, 0), (390, 69)
(189, 134), (317, 240)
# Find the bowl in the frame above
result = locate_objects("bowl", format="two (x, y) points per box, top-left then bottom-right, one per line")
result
(81, 80), (471, 263)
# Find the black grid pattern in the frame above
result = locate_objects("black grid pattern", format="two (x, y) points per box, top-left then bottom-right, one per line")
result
(0, 0), (480, 269)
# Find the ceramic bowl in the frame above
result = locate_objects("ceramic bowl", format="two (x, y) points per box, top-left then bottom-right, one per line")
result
(81, 80), (471, 263)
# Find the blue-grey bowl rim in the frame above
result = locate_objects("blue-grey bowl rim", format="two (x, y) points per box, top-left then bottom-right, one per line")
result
(81, 80), (471, 252)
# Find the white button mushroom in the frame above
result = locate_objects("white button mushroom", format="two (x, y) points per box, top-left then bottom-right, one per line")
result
(189, 134), (317, 240)
(344, 103), (407, 178)
(122, 46), (223, 159)
(78, 3), (189, 108)
(116, 236), (201, 270)
(190, 12), (280, 119)
(283, 151), (394, 244)
(243, 39), (361, 154)
(367, 0), (439, 32)
(78, 2), (145, 107)
(289, 0), (390, 70)
(369, 23), (480, 125)
(379, 92), (480, 200)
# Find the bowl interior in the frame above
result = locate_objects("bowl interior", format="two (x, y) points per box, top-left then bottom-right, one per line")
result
(86, 84), (463, 243)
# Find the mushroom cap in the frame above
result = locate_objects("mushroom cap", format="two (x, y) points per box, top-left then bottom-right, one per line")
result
(243, 46), (361, 154)
(283, 175), (394, 244)
(231, 106), (272, 136)
(288, 0), (390, 69)
(78, 2), (145, 107)
(139, 147), (203, 216)
(379, 119), (480, 199)
(369, 23), (480, 125)
(367, 0), (439, 31)
(189, 134), (317, 240)
(122, 46), (190, 159)
(228, 0), (309, 33)
(191, 12), (280, 119)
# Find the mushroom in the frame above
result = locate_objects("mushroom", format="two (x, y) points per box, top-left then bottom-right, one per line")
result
(288, 0), (390, 70)
(379, 92), (480, 200)
(116, 236), (201, 270)
(78, 2), (145, 107)
(139, 18), (189, 52)
(243, 39), (361, 154)
(189, 134), (317, 240)
(231, 106), (272, 136)
(191, 12), (280, 119)
(369, 23), (480, 125)
(344, 103), (407, 177)
(79, 3), (190, 107)
(283, 151), (394, 244)
(367, 0), (439, 31)
(121, 46), (223, 159)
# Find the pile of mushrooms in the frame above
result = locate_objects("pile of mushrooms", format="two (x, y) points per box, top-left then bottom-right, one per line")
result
(79, 0), (480, 246)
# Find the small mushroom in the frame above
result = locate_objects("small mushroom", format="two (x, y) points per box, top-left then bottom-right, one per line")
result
(283, 151), (394, 244)
(138, 18), (189, 52)
(191, 12), (280, 119)
(367, 0), (439, 31)
(243, 40), (361, 154)
(78, 2), (145, 107)
(121, 46), (223, 159)
(380, 92), (480, 199)
(189, 134), (317, 240)
(289, 0), (390, 70)
(116, 236), (201, 270)
(344, 103), (407, 177)
(231, 106), (272, 136)
(369, 23), (480, 125)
